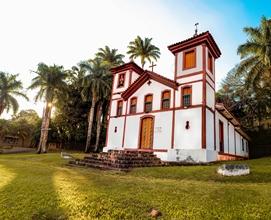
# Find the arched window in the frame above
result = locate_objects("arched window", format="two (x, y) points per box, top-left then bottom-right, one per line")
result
(161, 91), (170, 109)
(116, 100), (123, 116)
(182, 87), (192, 107)
(130, 97), (137, 114)
(144, 95), (153, 112)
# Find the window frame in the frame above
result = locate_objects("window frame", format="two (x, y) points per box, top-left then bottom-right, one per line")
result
(116, 100), (123, 117)
(129, 97), (137, 114)
(161, 90), (171, 110)
(117, 73), (125, 88)
(183, 48), (196, 70)
(181, 86), (192, 107)
(144, 94), (153, 113)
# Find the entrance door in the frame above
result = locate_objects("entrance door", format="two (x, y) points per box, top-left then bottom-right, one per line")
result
(219, 120), (224, 152)
(140, 117), (154, 149)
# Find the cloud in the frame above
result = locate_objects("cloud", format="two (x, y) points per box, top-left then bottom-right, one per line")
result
(0, 0), (248, 118)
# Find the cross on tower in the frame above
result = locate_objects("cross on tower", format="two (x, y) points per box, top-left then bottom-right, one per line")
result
(194, 22), (199, 36)
(149, 62), (157, 72)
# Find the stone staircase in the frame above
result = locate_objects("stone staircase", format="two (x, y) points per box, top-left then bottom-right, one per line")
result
(69, 150), (162, 171)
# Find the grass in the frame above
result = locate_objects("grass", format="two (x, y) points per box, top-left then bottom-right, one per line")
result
(0, 154), (271, 220)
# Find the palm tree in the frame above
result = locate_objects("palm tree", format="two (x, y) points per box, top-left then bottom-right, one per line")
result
(236, 16), (271, 86)
(127, 36), (161, 68)
(95, 46), (125, 68)
(29, 63), (68, 153)
(0, 72), (28, 116)
(79, 58), (111, 152)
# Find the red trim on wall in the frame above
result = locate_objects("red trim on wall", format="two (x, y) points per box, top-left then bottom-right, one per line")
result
(214, 111), (216, 150)
(105, 72), (115, 147)
(176, 71), (203, 79)
(202, 44), (207, 149)
(111, 61), (144, 75)
(122, 71), (178, 100)
(172, 55), (177, 148)
(124, 148), (168, 153)
(121, 100), (128, 148)
(206, 105), (215, 113)
(206, 80), (215, 91)
(179, 79), (203, 86)
(109, 104), (203, 118)
(168, 31), (221, 59)
(218, 152), (248, 159)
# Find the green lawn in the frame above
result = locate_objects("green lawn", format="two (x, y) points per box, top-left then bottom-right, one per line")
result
(0, 154), (271, 220)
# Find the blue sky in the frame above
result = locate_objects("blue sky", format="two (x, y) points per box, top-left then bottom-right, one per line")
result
(0, 0), (269, 118)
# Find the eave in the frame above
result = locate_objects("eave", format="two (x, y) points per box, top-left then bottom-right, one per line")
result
(168, 31), (221, 59)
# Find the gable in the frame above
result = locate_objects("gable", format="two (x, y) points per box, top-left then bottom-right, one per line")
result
(122, 71), (178, 100)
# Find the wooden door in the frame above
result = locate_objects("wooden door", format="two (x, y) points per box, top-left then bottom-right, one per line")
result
(219, 120), (224, 152)
(140, 117), (154, 149)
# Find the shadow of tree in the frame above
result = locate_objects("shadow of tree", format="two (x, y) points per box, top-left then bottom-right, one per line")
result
(0, 155), (66, 219)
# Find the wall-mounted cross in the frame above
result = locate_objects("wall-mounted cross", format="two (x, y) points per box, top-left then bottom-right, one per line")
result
(149, 62), (157, 72)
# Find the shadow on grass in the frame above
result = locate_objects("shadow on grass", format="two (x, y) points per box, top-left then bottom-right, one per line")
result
(127, 159), (271, 184)
(0, 155), (67, 219)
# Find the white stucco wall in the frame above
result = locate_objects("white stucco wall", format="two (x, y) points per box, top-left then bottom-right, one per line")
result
(132, 80), (174, 112)
(123, 111), (172, 149)
(206, 109), (214, 150)
(174, 107), (202, 150)
(228, 123), (235, 154)
(206, 83), (215, 110)
(106, 117), (124, 150)
(131, 72), (140, 84)
(216, 111), (249, 158)
(176, 45), (203, 77)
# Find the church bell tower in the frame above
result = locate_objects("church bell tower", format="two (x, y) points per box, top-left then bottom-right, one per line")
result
(168, 31), (221, 149)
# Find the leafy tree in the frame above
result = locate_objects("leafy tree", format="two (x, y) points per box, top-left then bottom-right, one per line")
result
(127, 36), (161, 68)
(236, 16), (271, 87)
(95, 46), (124, 69)
(79, 58), (111, 152)
(0, 72), (28, 116)
(29, 63), (68, 153)
(53, 66), (89, 150)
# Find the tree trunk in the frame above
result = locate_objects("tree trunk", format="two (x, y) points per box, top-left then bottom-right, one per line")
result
(94, 102), (103, 152)
(0, 102), (5, 116)
(37, 103), (52, 154)
(85, 95), (96, 153)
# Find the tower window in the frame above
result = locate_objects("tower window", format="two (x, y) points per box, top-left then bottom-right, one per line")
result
(144, 95), (153, 112)
(183, 49), (196, 69)
(208, 52), (213, 73)
(117, 73), (125, 88)
(116, 100), (123, 116)
(182, 87), (192, 107)
(130, 97), (137, 114)
(161, 90), (170, 110)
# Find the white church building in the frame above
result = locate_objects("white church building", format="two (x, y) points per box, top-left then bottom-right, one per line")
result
(103, 31), (250, 162)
